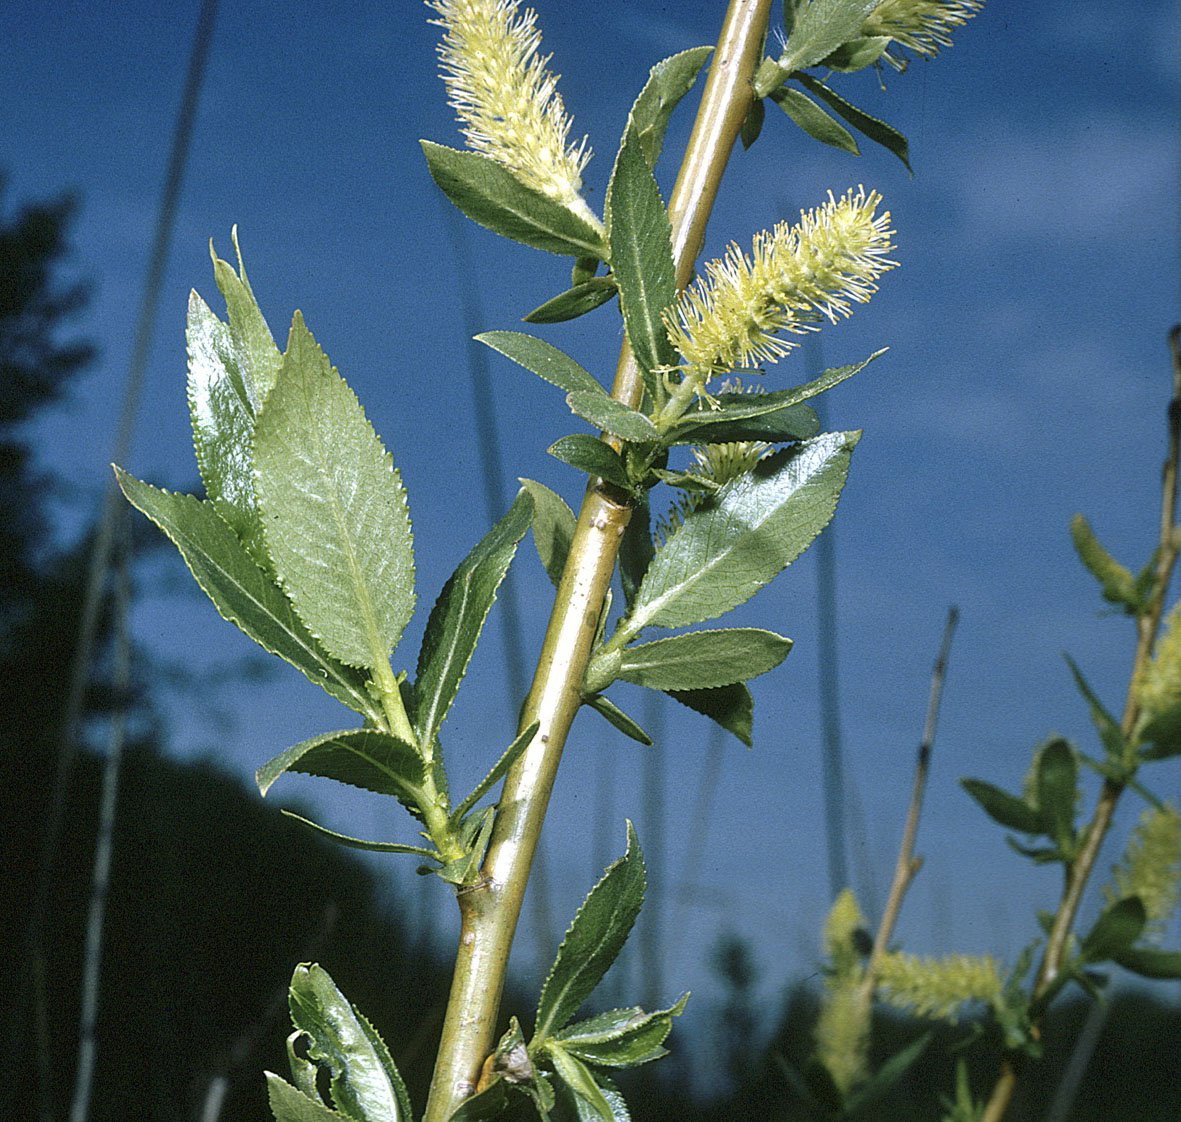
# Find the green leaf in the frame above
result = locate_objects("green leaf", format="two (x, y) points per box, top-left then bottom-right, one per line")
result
(780, 0), (880, 73)
(795, 74), (911, 170)
(447, 1079), (511, 1122)
(524, 278), (618, 324)
(287, 964), (413, 1122)
(618, 628), (792, 691)
(740, 97), (766, 150)
(1070, 514), (1140, 612)
(1080, 897), (1147, 963)
(627, 433), (859, 631)
(186, 290), (270, 568)
(668, 683), (754, 746)
(770, 86), (860, 155)
(584, 694), (654, 745)
(605, 130), (678, 389)
(280, 810), (438, 860)
(845, 1032), (932, 1117)
(564, 391), (658, 443)
(1036, 737), (1078, 854)
(453, 721), (540, 823)
(421, 141), (608, 259)
(414, 490), (533, 746)
(266, 1074), (349, 1122)
(257, 728), (424, 814)
(536, 822), (646, 1041)
(1112, 945), (1181, 979)
(960, 778), (1043, 835)
(619, 498), (656, 610)
(627, 46), (714, 169)
(254, 312), (415, 671)
(1139, 704), (1181, 760)
(671, 401), (820, 446)
(437, 805), (496, 886)
(115, 470), (379, 721)
(477, 330), (603, 396)
(667, 352), (882, 438)
(548, 435), (632, 490)
(520, 479), (576, 587)
(553, 994), (688, 1068)
(1065, 654), (1126, 761)
(820, 35), (892, 71)
(549, 1046), (619, 1122)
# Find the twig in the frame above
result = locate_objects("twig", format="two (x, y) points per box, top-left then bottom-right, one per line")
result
(860, 606), (959, 1000)
(980, 326), (1181, 1122)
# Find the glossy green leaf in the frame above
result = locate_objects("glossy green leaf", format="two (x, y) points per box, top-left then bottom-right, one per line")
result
(414, 490), (533, 746)
(524, 278), (618, 324)
(628, 433), (859, 631)
(520, 479), (576, 587)
(549, 1046), (618, 1122)
(1065, 654), (1126, 761)
(257, 728), (424, 814)
(844, 1032), (932, 1116)
(627, 46), (714, 169)
(770, 86), (860, 155)
(548, 435), (631, 490)
(254, 313), (415, 671)
(619, 498), (655, 610)
(584, 694), (654, 745)
(960, 779), (1043, 835)
(668, 683), (754, 746)
(115, 469), (379, 721)
(536, 822), (646, 1041)
(618, 628), (792, 691)
(1080, 897), (1147, 963)
(453, 721), (540, 822)
(667, 352), (882, 438)
(266, 1074), (349, 1122)
(280, 810), (438, 860)
(477, 330), (602, 395)
(606, 130), (677, 387)
(1070, 513), (1140, 612)
(1036, 738), (1078, 853)
(286, 1031), (321, 1100)
(287, 964), (412, 1122)
(1113, 945), (1181, 979)
(820, 35), (892, 71)
(421, 141), (608, 259)
(780, 0), (880, 73)
(447, 1079), (510, 1122)
(565, 390), (659, 442)
(553, 994), (688, 1068)
(796, 74), (911, 170)
(671, 402), (820, 446)
(185, 290), (270, 567)
(740, 97), (766, 150)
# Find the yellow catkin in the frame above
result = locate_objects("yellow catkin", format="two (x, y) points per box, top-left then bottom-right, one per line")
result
(815, 979), (870, 1095)
(427, 0), (596, 222)
(875, 952), (1002, 1022)
(663, 187), (896, 390)
(1137, 602), (1181, 727)
(863, 0), (984, 70)
(1107, 802), (1181, 940)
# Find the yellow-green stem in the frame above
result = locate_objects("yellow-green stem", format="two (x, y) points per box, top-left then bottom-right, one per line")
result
(422, 4), (774, 1118)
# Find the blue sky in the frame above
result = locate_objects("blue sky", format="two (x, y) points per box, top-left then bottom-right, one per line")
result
(4, 0), (1179, 1068)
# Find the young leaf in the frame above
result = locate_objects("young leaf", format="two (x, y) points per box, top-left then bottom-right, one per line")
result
(1065, 654), (1126, 761)
(779, 0), (880, 73)
(565, 390), (659, 442)
(549, 1046), (619, 1122)
(626, 46), (714, 169)
(453, 720), (540, 823)
(1070, 513), (1140, 612)
(844, 1032), (932, 1116)
(619, 497), (655, 610)
(553, 994), (688, 1068)
(535, 822), (646, 1041)
(820, 35), (892, 71)
(960, 778), (1043, 835)
(1036, 738), (1079, 854)
(524, 278), (618, 324)
(280, 810), (439, 860)
(618, 628), (793, 691)
(769, 86), (860, 155)
(740, 97), (766, 150)
(447, 1079), (511, 1122)
(420, 141), (608, 260)
(1139, 706), (1181, 761)
(257, 728), (424, 812)
(795, 74), (912, 170)
(254, 313), (415, 672)
(606, 130), (677, 387)
(584, 694), (654, 746)
(414, 490), (533, 747)
(1112, 945), (1181, 979)
(1080, 897), (1147, 963)
(115, 469), (380, 722)
(628, 433), (859, 631)
(477, 330), (603, 396)
(671, 401), (820, 446)
(668, 683), (754, 746)
(266, 1074), (349, 1122)
(548, 435), (632, 490)
(287, 964), (413, 1122)
(520, 478), (576, 587)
